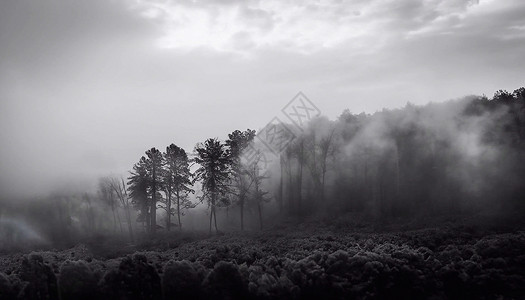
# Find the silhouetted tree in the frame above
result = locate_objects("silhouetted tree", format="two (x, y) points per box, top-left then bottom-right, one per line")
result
(514, 87), (525, 101)
(128, 156), (150, 232)
(304, 117), (337, 206)
(246, 151), (270, 230)
(290, 136), (306, 216)
(226, 129), (256, 230)
(98, 177), (121, 233)
(493, 89), (515, 103)
(194, 138), (231, 234)
(109, 176), (134, 241)
(145, 148), (163, 234)
(162, 144), (195, 231)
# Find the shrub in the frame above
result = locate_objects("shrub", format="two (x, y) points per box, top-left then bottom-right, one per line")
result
(0, 271), (16, 299)
(58, 260), (98, 300)
(203, 261), (248, 300)
(18, 253), (58, 300)
(162, 260), (202, 300)
(100, 253), (161, 300)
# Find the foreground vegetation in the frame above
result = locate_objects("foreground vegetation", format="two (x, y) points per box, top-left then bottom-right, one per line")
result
(1, 215), (525, 300)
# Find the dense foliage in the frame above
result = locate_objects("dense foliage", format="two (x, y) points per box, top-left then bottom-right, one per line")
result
(1, 221), (525, 299)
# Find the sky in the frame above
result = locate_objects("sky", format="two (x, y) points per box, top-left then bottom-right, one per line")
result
(0, 0), (524, 197)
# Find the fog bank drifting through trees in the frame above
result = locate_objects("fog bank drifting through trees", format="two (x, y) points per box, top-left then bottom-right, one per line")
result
(1, 87), (525, 249)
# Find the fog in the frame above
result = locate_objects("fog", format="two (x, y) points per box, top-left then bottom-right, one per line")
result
(253, 91), (525, 221)
(2, 0), (525, 200)
(2, 3), (525, 298)
(1, 87), (524, 252)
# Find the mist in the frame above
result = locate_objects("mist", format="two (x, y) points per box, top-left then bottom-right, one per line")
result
(2, 1), (525, 299)
(2, 88), (524, 252)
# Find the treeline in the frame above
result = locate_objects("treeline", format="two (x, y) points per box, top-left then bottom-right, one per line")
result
(127, 145), (194, 234)
(2, 86), (524, 248)
(125, 86), (525, 234)
(270, 86), (525, 222)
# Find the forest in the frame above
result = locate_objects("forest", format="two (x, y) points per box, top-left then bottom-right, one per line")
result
(1, 86), (525, 299)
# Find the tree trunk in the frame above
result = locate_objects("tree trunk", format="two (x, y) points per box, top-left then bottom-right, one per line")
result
(150, 163), (158, 234)
(395, 143), (400, 197)
(166, 192), (171, 232)
(125, 201), (134, 241)
(279, 154), (284, 214)
(116, 209), (123, 234)
(150, 195), (156, 234)
(320, 146), (329, 205)
(364, 150), (369, 207)
(111, 205), (117, 233)
(176, 191), (182, 230)
(209, 189), (216, 235)
(258, 203), (263, 230)
(120, 178), (134, 242)
(287, 156), (294, 214)
(297, 139), (304, 216)
(321, 165), (326, 204)
(298, 158), (303, 216)
(145, 203), (151, 233)
(213, 207), (218, 233)
(240, 197), (244, 231)
(320, 129), (334, 206)
(209, 208), (213, 235)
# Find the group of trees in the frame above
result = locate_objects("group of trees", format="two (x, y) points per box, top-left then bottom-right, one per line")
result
(98, 177), (134, 240)
(124, 86), (525, 235)
(127, 145), (195, 234)
(5, 86), (522, 247)
(127, 129), (272, 234)
(271, 86), (525, 221)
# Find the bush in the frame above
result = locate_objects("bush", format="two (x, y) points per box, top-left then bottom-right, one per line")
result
(162, 260), (203, 300)
(100, 253), (161, 300)
(0, 271), (16, 299)
(18, 253), (58, 300)
(203, 261), (248, 300)
(58, 260), (98, 300)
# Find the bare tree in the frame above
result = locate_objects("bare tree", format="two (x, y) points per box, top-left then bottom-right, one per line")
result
(98, 177), (121, 233)
(82, 193), (95, 234)
(246, 151), (270, 230)
(305, 120), (337, 205)
(109, 176), (134, 241)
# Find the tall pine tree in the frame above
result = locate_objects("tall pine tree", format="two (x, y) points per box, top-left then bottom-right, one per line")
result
(145, 148), (163, 234)
(194, 138), (231, 234)
(226, 129), (256, 230)
(162, 144), (195, 231)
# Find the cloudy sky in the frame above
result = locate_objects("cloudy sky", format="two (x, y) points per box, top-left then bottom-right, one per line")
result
(1, 0), (524, 197)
